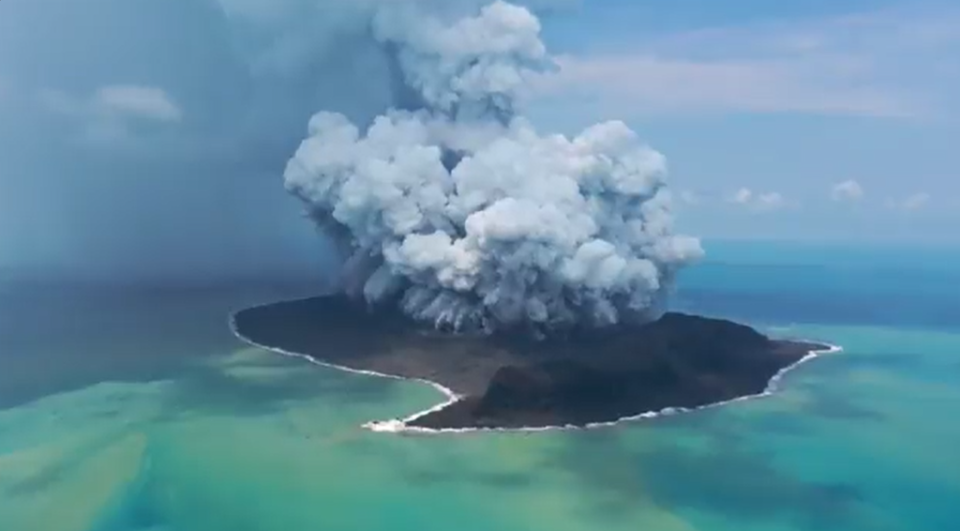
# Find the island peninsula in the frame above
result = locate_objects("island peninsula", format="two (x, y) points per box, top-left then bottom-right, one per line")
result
(232, 295), (832, 431)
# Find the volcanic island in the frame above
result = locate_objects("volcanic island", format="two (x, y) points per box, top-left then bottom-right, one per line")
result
(231, 295), (833, 431)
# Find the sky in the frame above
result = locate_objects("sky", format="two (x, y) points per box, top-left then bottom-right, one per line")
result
(0, 0), (957, 282)
(532, 0), (960, 242)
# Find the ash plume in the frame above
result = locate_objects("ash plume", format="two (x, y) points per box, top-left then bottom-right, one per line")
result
(284, 0), (703, 333)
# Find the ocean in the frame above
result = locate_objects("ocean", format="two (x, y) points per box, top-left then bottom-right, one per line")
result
(1, 241), (958, 531)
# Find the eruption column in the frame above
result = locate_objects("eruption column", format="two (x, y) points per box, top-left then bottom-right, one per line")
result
(283, 0), (703, 333)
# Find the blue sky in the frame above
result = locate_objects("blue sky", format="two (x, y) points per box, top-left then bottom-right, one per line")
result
(0, 0), (956, 280)
(530, 0), (960, 242)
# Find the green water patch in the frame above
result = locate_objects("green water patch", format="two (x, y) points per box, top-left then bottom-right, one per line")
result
(0, 385), (161, 531)
(161, 348), (404, 420)
(1, 323), (959, 531)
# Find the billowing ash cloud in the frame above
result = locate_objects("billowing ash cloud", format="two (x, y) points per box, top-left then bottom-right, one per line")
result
(284, 0), (703, 333)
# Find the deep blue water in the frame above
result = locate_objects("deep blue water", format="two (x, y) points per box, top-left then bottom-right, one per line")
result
(676, 240), (960, 332)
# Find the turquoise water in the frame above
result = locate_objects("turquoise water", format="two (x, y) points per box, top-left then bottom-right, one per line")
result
(1, 242), (958, 531)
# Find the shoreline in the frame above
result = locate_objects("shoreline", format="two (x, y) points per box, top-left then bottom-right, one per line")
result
(228, 298), (842, 436)
(363, 344), (842, 435)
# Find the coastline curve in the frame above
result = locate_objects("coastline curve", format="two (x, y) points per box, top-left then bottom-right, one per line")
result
(228, 297), (842, 436)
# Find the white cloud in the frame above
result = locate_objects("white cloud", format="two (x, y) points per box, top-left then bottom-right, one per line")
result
(727, 187), (787, 211)
(904, 192), (931, 210)
(546, 54), (914, 118)
(886, 192), (931, 211)
(93, 85), (182, 122)
(42, 85), (181, 123)
(756, 192), (785, 210)
(39, 84), (181, 146)
(679, 190), (701, 205)
(731, 187), (753, 204)
(831, 180), (865, 201)
(535, 6), (960, 118)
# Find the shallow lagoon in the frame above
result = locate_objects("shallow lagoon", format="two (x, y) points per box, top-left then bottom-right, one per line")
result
(1, 243), (958, 531)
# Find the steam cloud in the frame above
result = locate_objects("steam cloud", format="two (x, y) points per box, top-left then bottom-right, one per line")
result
(283, 0), (703, 333)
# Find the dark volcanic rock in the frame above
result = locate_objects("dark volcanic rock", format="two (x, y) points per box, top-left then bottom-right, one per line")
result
(231, 295), (830, 430)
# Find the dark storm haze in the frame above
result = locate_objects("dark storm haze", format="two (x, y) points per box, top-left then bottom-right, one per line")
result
(0, 0), (700, 327)
(0, 0), (391, 283)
